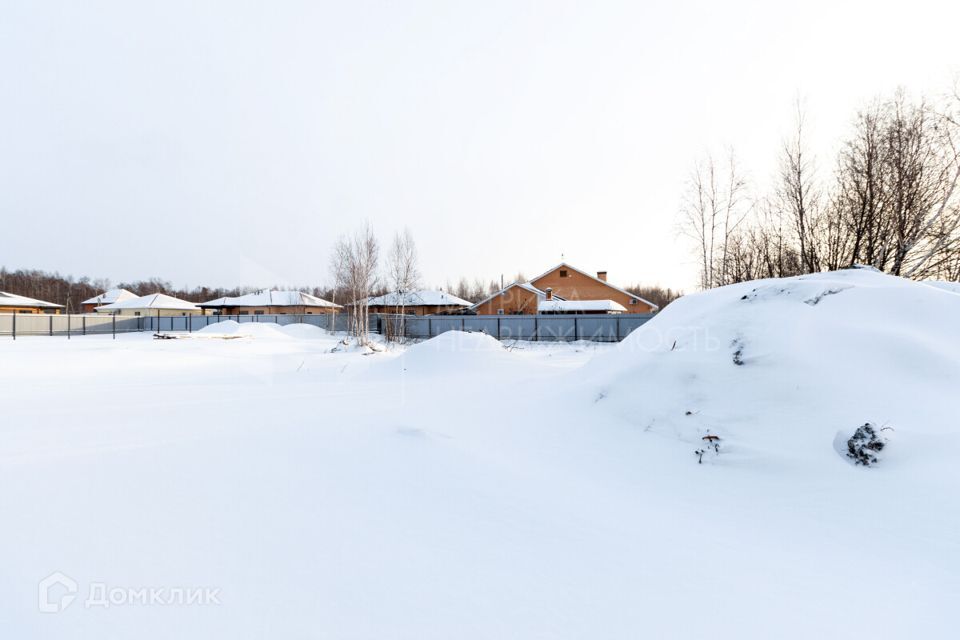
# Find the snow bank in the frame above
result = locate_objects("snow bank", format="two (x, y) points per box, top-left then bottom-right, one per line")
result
(382, 330), (512, 377)
(195, 320), (334, 341)
(587, 269), (960, 467)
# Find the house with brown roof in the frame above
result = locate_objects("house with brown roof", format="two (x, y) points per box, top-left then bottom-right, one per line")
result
(366, 290), (472, 316)
(470, 263), (657, 315)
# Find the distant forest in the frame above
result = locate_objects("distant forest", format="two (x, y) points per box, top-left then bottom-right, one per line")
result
(0, 268), (337, 314)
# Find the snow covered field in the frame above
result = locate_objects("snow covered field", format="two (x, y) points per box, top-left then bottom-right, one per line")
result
(2, 269), (959, 639)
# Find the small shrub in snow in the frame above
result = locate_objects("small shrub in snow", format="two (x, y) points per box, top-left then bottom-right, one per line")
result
(695, 434), (721, 464)
(730, 338), (745, 366)
(846, 423), (888, 466)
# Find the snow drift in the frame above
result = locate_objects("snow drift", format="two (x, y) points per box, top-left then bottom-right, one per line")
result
(195, 320), (333, 341)
(586, 268), (960, 467)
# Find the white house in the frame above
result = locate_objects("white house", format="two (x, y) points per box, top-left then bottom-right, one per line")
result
(96, 293), (203, 316)
(198, 290), (341, 315)
(81, 289), (137, 313)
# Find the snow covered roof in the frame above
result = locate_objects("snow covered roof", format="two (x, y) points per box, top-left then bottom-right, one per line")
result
(96, 293), (200, 311)
(367, 290), (473, 307)
(529, 262), (660, 310)
(0, 291), (64, 309)
(81, 288), (137, 305)
(468, 281), (557, 310)
(538, 299), (627, 313)
(199, 290), (341, 309)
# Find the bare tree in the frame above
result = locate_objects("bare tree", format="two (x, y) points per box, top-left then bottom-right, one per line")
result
(682, 86), (960, 288)
(386, 228), (420, 340)
(777, 101), (823, 273)
(834, 90), (960, 277)
(901, 83), (960, 279)
(330, 223), (380, 345)
(680, 150), (751, 289)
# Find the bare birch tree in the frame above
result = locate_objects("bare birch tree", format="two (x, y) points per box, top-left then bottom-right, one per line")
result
(778, 101), (823, 273)
(680, 151), (751, 289)
(386, 228), (420, 340)
(330, 223), (380, 345)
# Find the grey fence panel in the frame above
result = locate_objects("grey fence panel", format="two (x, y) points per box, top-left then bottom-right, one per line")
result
(462, 316), (499, 336)
(536, 317), (577, 341)
(617, 315), (653, 340)
(4, 314), (52, 336)
(426, 316), (463, 337)
(575, 316), (618, 342)
(497, 317), (537, 340)
(86, 315), (116, 334)
(400, 317), (428, 339)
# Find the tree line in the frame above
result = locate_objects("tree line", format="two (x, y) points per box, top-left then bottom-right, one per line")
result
(681, 84), (960, 289)
(0, 268), (332, 314)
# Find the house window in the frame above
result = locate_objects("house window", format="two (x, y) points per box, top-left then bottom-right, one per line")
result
(559, 269), (568, 278)
(630, 299), (637, 305)
(497, 309), (504, 315)
(134, 312), (141, 316)
(254, 310), (265, 315)
(239, 311), (249, 315)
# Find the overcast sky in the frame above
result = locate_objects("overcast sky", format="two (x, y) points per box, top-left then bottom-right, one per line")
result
(2, 1), (958, 292)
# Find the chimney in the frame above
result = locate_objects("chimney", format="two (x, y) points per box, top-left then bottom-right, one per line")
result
(545, 287), (553, 300)
(597, 271), (607, 282)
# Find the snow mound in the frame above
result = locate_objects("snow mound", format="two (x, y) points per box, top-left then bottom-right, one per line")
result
(412, 330), (505, 353)
(194, 320), (335, 341)
(387, 331), (510, 376)
(587, 269), (960, 468)
(196, 320), (292, 339)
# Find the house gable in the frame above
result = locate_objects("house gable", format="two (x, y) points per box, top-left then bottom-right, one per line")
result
(530, 263), (658, 312)
(471, 282), (542, 315)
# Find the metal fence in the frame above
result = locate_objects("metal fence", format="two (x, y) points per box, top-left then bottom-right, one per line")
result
(0, 312), (654, 342)
(388, 313), (654, 342)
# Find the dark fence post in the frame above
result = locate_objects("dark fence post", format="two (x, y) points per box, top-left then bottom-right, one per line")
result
(12, 312), (16, 340)
(497, 317), (501, 340)
(574, 316), (579, 341)
(428, 317), (432, 338)
(49, 315), (53, 336)
(83, 316), (87, 335)
(616, 316), (622, 342)
(112, 314), (116, 340)
(189, 315), (192, 332)
(534, 316), (539, 341)
(67, 314), (71, 340)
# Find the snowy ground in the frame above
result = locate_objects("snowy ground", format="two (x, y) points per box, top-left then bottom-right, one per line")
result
(2, 270), (959, 639)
